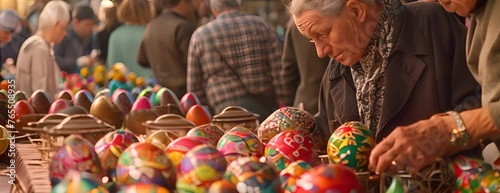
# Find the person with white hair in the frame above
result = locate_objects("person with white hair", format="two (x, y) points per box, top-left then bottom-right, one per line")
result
(15, 0), (70, 98)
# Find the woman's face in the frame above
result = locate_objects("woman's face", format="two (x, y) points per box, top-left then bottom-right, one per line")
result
(438, 0), (477, 17)
(293, 3), (377, 66)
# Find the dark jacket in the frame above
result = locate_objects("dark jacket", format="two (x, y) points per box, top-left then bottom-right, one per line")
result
(314, 2), (481, 146)
(53, 27), (95, 73)
(281, 20), (330, 115)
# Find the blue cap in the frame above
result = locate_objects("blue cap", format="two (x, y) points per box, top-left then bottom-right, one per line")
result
(0, 9), (20, 32)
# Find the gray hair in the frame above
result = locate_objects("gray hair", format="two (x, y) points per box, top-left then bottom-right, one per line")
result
(38, 0), (70, 30)
(289, 0), (378, 17)
(210, 0), (242, 13)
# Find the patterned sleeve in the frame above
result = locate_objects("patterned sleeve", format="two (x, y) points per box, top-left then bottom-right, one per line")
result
(187, 31), (208, 105)
(268, 25), (293, 106)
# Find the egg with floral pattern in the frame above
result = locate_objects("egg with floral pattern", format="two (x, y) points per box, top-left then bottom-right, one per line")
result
(224, 156), (282, 193)
(49, 135), (104, 186)
(327, 121), (375, 172)
(117, 183), (170, 193)
(165, 136), (211, 167)
(279, 161), (311, 193)
(265, 130), (317, 170)
(115, 142), (176, 190)
(51, 171), (109, 193)
(177, 145), (227, 191)
(94, 129), (139, 179)
(295, 164), (362, 193)
(217, 126), (263, 163)
(186, 124), (225, 146)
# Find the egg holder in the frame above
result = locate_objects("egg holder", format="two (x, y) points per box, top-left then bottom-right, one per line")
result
(212, 106), (260, 133)
(142, 114), (196, 137)
(24, 114), (114, 161)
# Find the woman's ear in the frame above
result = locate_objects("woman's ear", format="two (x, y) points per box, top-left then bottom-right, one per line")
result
(345, 0), (367, 22)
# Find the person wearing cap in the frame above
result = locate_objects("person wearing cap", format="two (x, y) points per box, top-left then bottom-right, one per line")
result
(0, 9), (21, 81)
(53, 5), (98, 74)
(15, 1), (71, 97)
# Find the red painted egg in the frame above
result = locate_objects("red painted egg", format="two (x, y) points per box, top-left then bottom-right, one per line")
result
(265, 130), (318, 170)
(131, 97), (152, 112)
(295, 164), (363, 193)
(48, 99), (73, 114)
(180, 92), (201, 114)
(14, 100), (35, 121)
(185, 105), (211, 126)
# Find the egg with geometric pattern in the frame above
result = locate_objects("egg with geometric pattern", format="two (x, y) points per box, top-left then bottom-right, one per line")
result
(223, 156), (282, 193)
(115, 142), (176, 191)
(265, 130), (317, 171)
(217, 126), (263, 163)
(327, 121), (375, 172)
(165, 136), (211, 168)
(94, 129), (139, 180)
(295, 164), (363, 193)
(257, 107), (315, 146)
(279, 161), (311, 193)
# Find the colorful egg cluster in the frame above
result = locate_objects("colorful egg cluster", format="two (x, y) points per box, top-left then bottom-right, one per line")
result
(186, 124), (225, 146)
(50, 135), (104, 186)
(94, 129), (139, 179)
(117, 183), (170, 193)
(115, 142), (176, 190)
(177, 145), (228, 192)
(295, 164), (362, 193)
(51, 171), (109, 193)
(327, 121), (375, 172)
(280, 161), (312, 193)
(451, 156), (500, 192)
(257, 107), (315, 145)
(224, 156), (282, 193)
(265, 130), (317, 170)
(217, 126), (263, 163)
(208, 180), (237, 193)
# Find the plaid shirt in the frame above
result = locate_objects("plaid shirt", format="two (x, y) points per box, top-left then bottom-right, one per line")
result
(187, 11), (292, 113)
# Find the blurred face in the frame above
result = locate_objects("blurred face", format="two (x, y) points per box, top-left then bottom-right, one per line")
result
(0, 29), (14, 44)
(72, 18), (96, 39)
(52, 21), (68, 44)
(294, 2), (378, 66)
(438, 0), (477, 17)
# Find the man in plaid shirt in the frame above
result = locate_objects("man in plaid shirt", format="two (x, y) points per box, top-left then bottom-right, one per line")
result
(187, 0), (292, 119)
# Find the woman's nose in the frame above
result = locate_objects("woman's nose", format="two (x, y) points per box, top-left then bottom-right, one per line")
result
(314, 41), (332, 58)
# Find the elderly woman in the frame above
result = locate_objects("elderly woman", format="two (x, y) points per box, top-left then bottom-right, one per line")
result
(16, 1), (70, 97)
(370, 0), (500, 174)
(289, 0), (481, 160)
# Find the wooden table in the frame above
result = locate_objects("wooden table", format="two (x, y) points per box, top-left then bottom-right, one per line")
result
(13, 143), (51, 193)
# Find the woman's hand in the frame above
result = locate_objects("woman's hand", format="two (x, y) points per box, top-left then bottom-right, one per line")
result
(368, 114), (458, 174)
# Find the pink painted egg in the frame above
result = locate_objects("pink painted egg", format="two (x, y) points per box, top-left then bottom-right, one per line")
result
(131, 97), (152, 111)
(295, 164), (362, 193)
(265, 130), (318, 171)
(165, 136), (211, 168)
(180, 92), (201, 114)
(48, 99), (73, 114)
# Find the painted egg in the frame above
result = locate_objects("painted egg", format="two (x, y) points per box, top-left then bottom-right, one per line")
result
(95, 88), (111, 99)
(265, 130), (317, 170)
(224, 156), (282, 193)
(157, 87), (180, 107)
(295, 164), (362, 193)
(257, 107), (315, 146)
(117, 183), (170, 193)
(57, 89), (74, 100)
(116, 142), (176, 190)
(112, 89), (134, 103)
(217, 126), (263, 163)
(146, 130), (178, 149)
(208, 180), (237, 193)
(51, 171), (109, 193)
(94, 129), (139, 179)
(49, 135), (104, 186)
(185, 105), (212, 126)
(137, 87), (153, 100)
(90, 96), (124, 129)
(109, 80), (132, 95)
(124, 110), (159, 135)
(15, 90), (28, 102)
(131, 87), (142, 100)
(73, 89), (94, 112)
(180, 92), (201, 114)
(113, 89), (134, 114)
(327, 121), (375, 172)
(177, 145), (228, 191)
(48, 99), (73, 114)
(165, 136), (211, 167)
(186, 124), (225, 146)
(480, 169), (500, 192)
(131, 97), (152, 111)
(29, 90), (52, 114)
(451, 155), (494, 192)
(14, 100), (35, 121)
(0, 90), (7, 100)
(280, 161), (312, 193)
